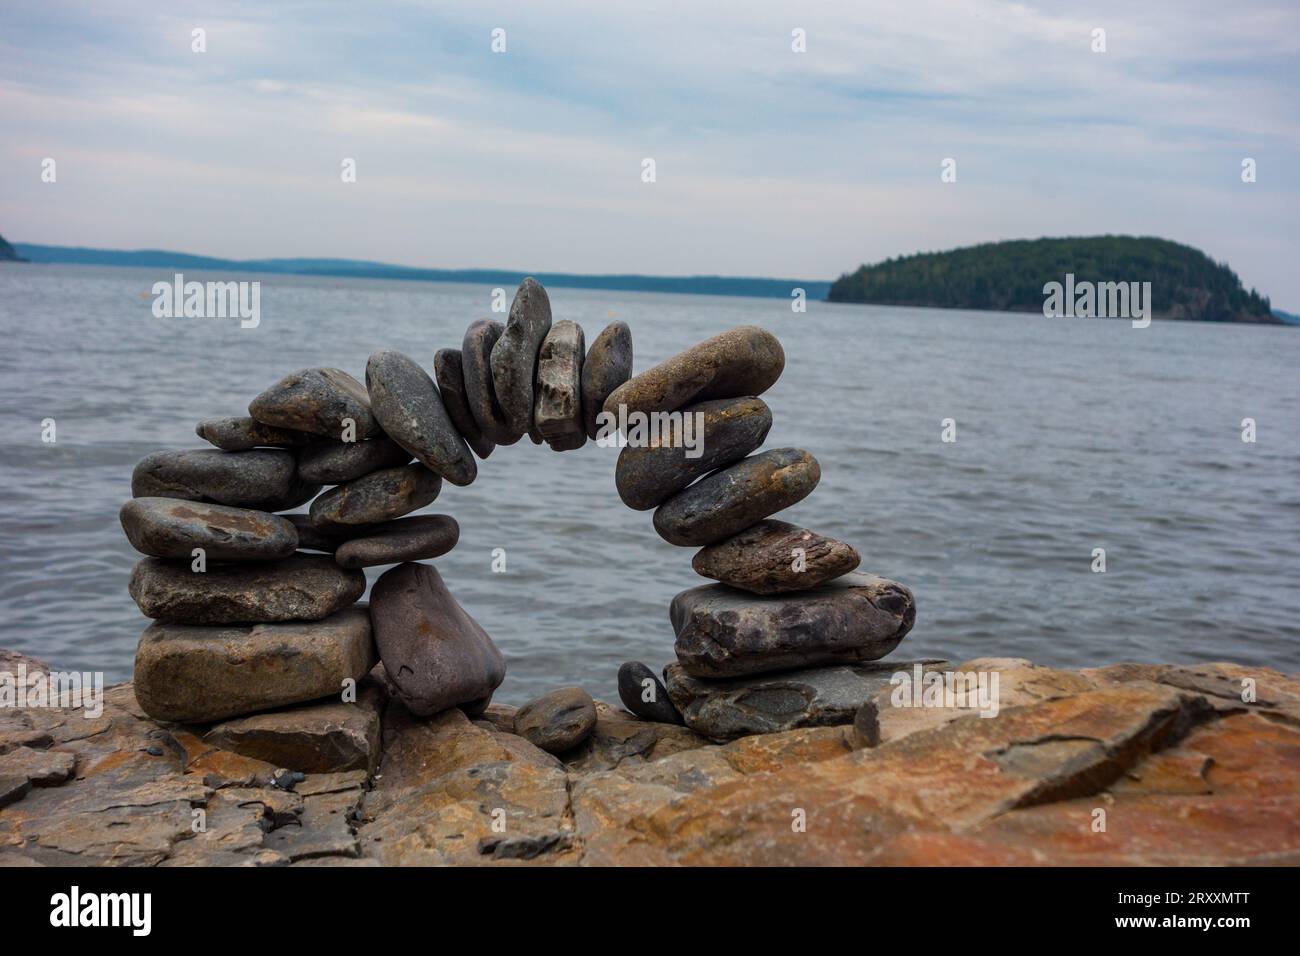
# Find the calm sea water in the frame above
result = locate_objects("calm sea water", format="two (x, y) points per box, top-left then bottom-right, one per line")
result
(1, 264), (1297, 703)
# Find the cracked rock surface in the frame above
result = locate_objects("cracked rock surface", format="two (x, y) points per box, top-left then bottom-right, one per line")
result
(2, 652), (1297, 866)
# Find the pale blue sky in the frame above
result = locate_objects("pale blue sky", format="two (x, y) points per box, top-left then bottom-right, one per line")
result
(2, 0), (1297, 305)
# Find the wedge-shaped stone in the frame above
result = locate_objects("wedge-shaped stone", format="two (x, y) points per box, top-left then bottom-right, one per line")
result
(603, 325), (783, 419)
(617, 661), (682, 725)
(297, 437), (411, 484)
(533, 320), (586, 451)
(120, 498), (298, 561)
(434, 348), (495, 459)
(581, 321), (633, 439)
(249, 367), (380, 440)
(128, 553), (365, 624)
(490, 277), (552, 438)
(133, 606), (376, 723)
(462, 319), (519, 446)
(616, 397), (771, 510)
(366, 349), (477, 486)
(691, 519), (860, 594)
(369, 563), (506, 717)
(309, 464), (441, 527)
(196, 416), (310, 451)
(671, 572), (917, 678)
(653, 448), (820, 546)
(132, 448), (320, 512)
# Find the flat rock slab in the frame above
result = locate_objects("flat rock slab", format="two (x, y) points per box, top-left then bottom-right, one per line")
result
(249, 367), (380, 440)
(671, 571), (917, 678)
(133, 606), (377, 723)
(128, 553), (365, 624)
(309, 464), (441, 527)
(434, 348), (494, 459)
(515, 687), (598, 754)
(196, 416), (310, 451)
(665, 660), (949, 741)
(297, 437), (411, 485)
(366, 349), (476, 486)
(0, 745), (77, 785)
(490, 277), (552, 438)
(691, 519), (861, 594)
(132, 448), (320, 512)
(369, 563), (506, 717)
(653, 448), (820, 546)
(462, 319), (518, 446)
(581, 321), (633, 439)
(204, 683), (383, 774)
(533, 320), (586, 451)
(617, 662), (682, 724)
(604, 325), (783, 419)
(616, 397), (772, 510)
(334, 515), (459, 569)
(121, 498), (298, 561)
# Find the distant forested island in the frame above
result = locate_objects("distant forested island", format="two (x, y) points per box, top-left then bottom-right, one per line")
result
(828, 236), (1278, 324)
(0, 233), (25, 262)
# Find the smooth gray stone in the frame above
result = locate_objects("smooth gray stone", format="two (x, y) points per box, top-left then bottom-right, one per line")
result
(365, 349), (476, 486)
(133, 606), (377, 724)
(490, 277), (552, 437)
(462, 319), (520, 446)
(128, 553), (365, 624)
(121, 498), (298, 561)
(581, 321), (633, 440)
(533, 319), (586, 451)
(434, 349), (495, 459)
(249, 367), (381, 440)
(671, 571), (917, 678)
(691, 519), (861, 594)
(334, 515), (459, 569)
(663, 659), (947, 741)
(514, 687), (597, 754)
(615, 397), (771, 511)
(617, 662), (682, 725)
(652, 448), (820, 546)
(369, 563), (505, 717)
(132, 448), (320, 512)
(297, 438), (411, 485)
(309, 464), (441, 528)
(603, 325), (783, 419)
(196, 416), (310, 452)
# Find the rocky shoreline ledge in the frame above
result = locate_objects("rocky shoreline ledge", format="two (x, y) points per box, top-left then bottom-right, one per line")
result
(2, 649), (1297, 866)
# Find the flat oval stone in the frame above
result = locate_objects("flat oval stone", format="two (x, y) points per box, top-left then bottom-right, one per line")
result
(297, 438), (411, 484)
(652, 448), (820, 546)
(369, 562), (506, 717)
(533, 319), (586, 451)
(309, 464), (441, 528)
(128, 553), (365, 624)
(249, 367), (380, 440)
(462, 319), (519, 446)
(691, 520), (861, 594)
(582, 321), (633, 439)
(603, 325), (783, 419)
(617, 662), (682, 724)
(671, 572), (916, 679)
(366, 350), (476, 486)
(490, 277), (552, 437)
(515, 687), (598, 754)
(132, 448), (320, 512)
(615, 397), (772, 510)
(121, 497), (298, 561)
(334, 515), (460, 569)
(133, 605), (376, 723)
(434, 348), (494, 459)
(195, 416), (310, 451)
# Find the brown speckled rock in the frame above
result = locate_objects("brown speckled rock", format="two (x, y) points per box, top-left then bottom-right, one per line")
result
(462, 319), (519, 446)
(533, 319), (586, 451)
(121, 498), (298, 561)
(334, 515), (459, 569)
(297, 438), (411, 485)
(691, 520), (861, 594)
(515, 687), (598, 754)
(652, 448), (820, 546)
(603, 325), (783, 419)
(490, 278), (552, 437)
(128, 553), (365, 624)
(309, 464), (441, 528)
(615, 397), (771, 510)
(581, 321), (633, 439)
(249, 367), (380, 440)
(131, 448), (320, 512)
(365, 349), (477, 486)
(434, 348), (495, 459)
(196, 416), (310, 452)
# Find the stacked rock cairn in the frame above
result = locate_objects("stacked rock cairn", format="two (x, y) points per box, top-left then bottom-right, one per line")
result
(120, 277), (917, 759)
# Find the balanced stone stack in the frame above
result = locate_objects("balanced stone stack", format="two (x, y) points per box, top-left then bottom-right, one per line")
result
(607, 328), (922, 740)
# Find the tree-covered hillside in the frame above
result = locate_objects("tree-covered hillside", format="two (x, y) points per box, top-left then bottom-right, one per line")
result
(828, 236), (1276, 323)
